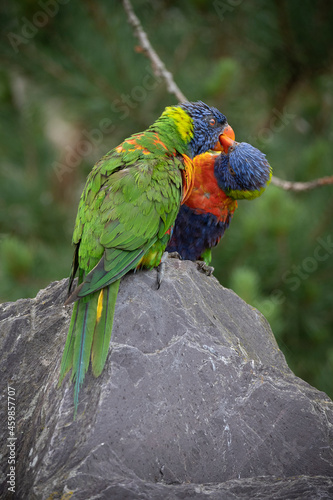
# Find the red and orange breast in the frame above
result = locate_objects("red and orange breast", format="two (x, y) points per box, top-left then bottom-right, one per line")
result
(186, 152), (237, 221)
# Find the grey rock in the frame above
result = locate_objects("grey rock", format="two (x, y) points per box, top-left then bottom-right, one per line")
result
(0, 258), (333, 499)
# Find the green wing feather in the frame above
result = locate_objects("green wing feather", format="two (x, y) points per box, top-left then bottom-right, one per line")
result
(70, 155), (183, 298)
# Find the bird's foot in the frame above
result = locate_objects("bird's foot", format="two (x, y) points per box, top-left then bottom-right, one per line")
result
(196, 260), (214, 276)
(156, 252), (169, 289)
(167, 251), (182, 260)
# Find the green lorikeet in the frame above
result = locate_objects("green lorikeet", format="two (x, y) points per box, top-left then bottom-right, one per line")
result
(59, 101), (235, 414)
(167, 141), (272, 265)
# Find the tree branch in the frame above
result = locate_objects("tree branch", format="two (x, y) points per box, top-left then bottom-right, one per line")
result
(122, 0), (187, 103)
(271, 175), (333, 192)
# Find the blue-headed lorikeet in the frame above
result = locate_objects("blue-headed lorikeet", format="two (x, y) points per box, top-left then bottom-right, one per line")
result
(166, 141), (272, 265)
(59, 101), (235, 414)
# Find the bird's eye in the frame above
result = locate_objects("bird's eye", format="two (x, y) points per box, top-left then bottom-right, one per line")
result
(228, 164), (236, 176)
(209, 118), (216, 126)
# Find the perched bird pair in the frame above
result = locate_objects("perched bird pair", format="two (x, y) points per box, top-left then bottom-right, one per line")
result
(59, 101), (271, 415)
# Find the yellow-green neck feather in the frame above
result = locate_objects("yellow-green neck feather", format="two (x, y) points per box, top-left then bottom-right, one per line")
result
(162, 106), (194, 144)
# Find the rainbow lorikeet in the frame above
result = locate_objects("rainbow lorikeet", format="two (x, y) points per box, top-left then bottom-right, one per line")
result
(166, 141), (272, 266)
(59, 101), (235, 414)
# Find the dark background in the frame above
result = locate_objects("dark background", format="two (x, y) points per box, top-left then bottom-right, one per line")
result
(1, 0), (332, 397)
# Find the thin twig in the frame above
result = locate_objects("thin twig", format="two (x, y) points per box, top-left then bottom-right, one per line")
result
(122, 0), (187, 103)
(271, 175), (333, 192)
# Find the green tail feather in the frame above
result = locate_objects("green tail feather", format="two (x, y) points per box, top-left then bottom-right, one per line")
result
(91, 280), (120, 377)
(58, 300), (79, 386)
(71, 293), (99, 415)
(59, 283), (120, 416)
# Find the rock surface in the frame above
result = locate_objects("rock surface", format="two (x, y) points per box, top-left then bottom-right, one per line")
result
(0, 258), (333, 499)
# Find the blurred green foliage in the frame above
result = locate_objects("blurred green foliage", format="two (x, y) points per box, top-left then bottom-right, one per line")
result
(0, 0), (332, 396)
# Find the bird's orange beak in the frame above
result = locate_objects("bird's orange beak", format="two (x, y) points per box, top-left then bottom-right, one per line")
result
(213, 125), (235, 154)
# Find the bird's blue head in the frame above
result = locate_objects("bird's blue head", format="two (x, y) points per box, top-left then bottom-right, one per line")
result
(179, 101), (235, 158)
(161, 101), (235, 159)
(214, 142), (272, 200)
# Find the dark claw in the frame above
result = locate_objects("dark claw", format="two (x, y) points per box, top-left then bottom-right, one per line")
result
(156, 252), (168, 289)
(196, 261), (214, 276)
(167, 251), (182, 260)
